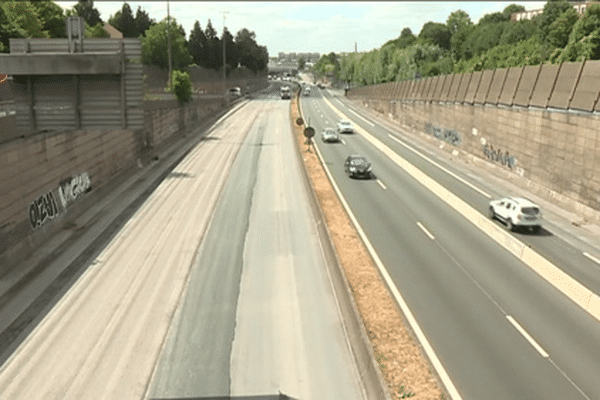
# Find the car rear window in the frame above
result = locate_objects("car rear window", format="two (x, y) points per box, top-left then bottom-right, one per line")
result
(521, 207), (539, 215)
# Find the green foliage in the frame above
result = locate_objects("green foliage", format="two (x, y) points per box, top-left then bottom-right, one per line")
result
(1, 1), (48, 39)
(135, 6), (156, 37)
(73, 0), (103, 27)
(235, 28), (269, 73)
(418, 22), (451, 50)
(548, 7), (578, 48)
(383, 27), (416, 50)
(298, 57), (306, 70)
(85, 22), (110, 38)
(0, 5), (26, 52)
(446, 10), (472, 35)
(189, 21), (209, 68)
(560, 3), (600, 61)
(172, 70), (192, 104)
(141, 18), (192, 70)
(537, 0), (573, 42)
(31, 0), (67, 38)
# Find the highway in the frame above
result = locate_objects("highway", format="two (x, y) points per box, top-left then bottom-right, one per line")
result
(0, 89), (366, 399)
(300, 86), (600, 399)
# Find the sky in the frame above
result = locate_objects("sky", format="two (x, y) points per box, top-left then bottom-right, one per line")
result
(55, 1), (547, 56)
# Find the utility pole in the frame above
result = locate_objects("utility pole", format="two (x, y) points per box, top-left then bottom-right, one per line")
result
(221, 11), (229, 99)
(167, 0), (173, 91)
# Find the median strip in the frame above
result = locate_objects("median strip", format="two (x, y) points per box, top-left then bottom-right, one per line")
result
(292, 95), (447, 399)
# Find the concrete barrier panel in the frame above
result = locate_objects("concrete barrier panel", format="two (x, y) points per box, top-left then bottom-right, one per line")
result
(570, 60), (600, 112)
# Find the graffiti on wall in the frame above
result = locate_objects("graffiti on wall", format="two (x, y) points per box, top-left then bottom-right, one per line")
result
(29, 192), (59, 229)
(29, 171), (92, 229)
(58, 172), (92, 209)
(482, 141), (516, 168)
(425, 123), (462, 146)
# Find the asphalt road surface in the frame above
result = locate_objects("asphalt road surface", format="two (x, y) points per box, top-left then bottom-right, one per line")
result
(300, 86), (600, 400)
(0, 91), (366, 400)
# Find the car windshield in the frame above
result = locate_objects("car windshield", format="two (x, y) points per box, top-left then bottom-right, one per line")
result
(351, 157), (368, 165)
(324, 129), (336, 134)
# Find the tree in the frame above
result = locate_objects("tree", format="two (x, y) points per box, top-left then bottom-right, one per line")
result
(204, 19), (221, 70)
(418, 22), (451, 50)
(85, 22), (109, 38)
(499, 19), (537, 46)
(298, 57), (306, 70)
(189, 21), (208, 68)
(109, 2), (137, 37)
(172, 70), (192, 104)
(501, 4), (526, 21)
(31, 0), (67, 38)
(1, 1), (48, 39)
(560, 3), (600, 61)
(135, 6), (155, 37)
(73, 0), (103, 27)
(447, 10), (474, 60)
(537, 0), (573, 42)
(235, 28), (268, 73)
(446, 10), (472, 35)
(383, 27), (416, 49)
(222, 27), (238, 72)
(141, 18), (192, 70)
(548, 7), (578, 48)
(0, 5), (26, 52)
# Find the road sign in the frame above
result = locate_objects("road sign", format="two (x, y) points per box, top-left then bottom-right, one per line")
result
(303, 126), (315, 138)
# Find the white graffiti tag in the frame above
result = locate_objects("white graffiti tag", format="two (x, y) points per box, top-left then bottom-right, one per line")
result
(58, 172), (92, 208)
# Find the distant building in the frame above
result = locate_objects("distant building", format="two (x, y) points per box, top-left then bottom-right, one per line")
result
(103, 23), (123, 39)
(511, 2), (597, 21)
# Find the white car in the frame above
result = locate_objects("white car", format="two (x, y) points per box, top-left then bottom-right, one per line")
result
(488, 197), (542, 233)
(321, 128), (339, 143)
(337, 120), (354, 133)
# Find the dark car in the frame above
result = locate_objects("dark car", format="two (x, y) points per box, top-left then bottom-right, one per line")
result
(344, 155), (372, 179)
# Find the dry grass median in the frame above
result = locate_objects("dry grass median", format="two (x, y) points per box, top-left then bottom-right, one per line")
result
(291, 95), (446, 400)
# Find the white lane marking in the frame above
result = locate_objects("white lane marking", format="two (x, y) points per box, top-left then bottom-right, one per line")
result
(388, 134), (491, 199)
(311, 135), (464, 400)
(347, 107), (375, 126)
(506, 315), (549, 358)
(417, 222), (435, 240)
(340, 138), (346, 145)
(376, 179), (387, 190)
(583, 252), (600, 266)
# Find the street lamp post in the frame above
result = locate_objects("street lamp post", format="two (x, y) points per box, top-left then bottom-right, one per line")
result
(167, 1), (172, 91)
(221, 11), (229, 100)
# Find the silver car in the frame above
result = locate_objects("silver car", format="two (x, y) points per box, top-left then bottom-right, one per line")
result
(337, 120), (354, 133)
(321, 128), (339, 143)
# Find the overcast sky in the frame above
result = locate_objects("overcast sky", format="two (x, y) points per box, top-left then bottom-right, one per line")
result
(55, 1), (546, 56)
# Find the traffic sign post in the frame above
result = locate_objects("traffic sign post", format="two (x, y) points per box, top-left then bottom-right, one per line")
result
(303, 126), (315, 152)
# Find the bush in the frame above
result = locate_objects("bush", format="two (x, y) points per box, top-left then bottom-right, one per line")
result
(172, 70), (192, 104)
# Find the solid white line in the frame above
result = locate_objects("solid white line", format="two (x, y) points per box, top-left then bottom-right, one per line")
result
(340, 138), (346, 145)
(506, 315), (549, 358)
(311, 138), (463, 400)
(417, 222), (435, 240)
(583, 252), (600, 266)
(347, 107), (376, 127)
(388, 134), (491, 199)
(376, 179), (387, 190)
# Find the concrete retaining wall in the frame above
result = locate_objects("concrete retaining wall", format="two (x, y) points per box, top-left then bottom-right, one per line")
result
(0, 91), (258, 276)
(349, 97), (600, 222)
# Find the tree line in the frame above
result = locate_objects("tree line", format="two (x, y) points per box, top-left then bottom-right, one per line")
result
(0, 0), (268, 75)
(310, 0), (600, 87)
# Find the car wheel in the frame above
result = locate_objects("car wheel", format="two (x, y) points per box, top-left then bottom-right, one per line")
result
(506, 219), (514, 231)
(488, 206), (495, 219)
